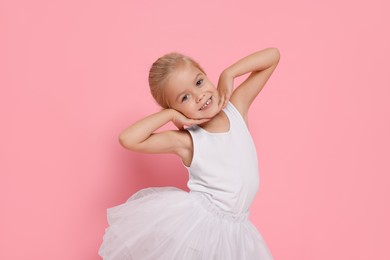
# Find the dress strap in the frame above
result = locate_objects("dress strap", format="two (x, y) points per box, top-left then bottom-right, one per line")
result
(223, 101), (249, 132)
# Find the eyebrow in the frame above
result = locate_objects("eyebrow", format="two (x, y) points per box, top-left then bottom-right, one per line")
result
(175, 73), (203, 102)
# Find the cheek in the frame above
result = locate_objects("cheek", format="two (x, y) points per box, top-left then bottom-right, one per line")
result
(185, 105), (201, 118)
(206, 79), (216, 88)
(174, 104), (195, 117)
(206, 83), (217, 92)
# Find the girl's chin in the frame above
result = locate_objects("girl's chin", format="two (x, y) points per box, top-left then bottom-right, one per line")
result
(198, 109), (219, 120)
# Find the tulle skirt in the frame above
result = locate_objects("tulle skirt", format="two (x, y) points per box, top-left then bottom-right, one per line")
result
(98, 187), (273, 260)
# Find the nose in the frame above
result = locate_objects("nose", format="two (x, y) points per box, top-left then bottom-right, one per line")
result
(196, 93), (205, 103)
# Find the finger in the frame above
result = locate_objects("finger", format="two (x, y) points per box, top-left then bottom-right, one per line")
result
(220, 96), (226, 109)
(174, 120), (185, 130)
(198, 118), (211, 124)
(221, 100), (226, 110)
(219, 90), (225, 103)
(217, 99), (223, 112)
(218, 95), (225, 109)
(175, 123), (184, 130)
(222, 91), (231, 109)
(191, 118), (209, 126)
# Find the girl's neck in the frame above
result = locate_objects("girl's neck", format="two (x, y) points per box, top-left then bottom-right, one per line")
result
(198, 110), (230, 133)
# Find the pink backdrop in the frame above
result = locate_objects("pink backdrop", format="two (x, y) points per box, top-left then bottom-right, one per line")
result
(1, 0), (389, 259)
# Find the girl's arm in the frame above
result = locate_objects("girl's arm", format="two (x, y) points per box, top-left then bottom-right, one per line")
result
(218, 47), (280, 121)
(118, 109), (208, 154)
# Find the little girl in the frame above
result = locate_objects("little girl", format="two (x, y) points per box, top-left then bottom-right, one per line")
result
(99, 47), (280, 259)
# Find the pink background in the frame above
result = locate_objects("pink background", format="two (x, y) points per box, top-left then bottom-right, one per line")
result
(1, 0), (389, 259)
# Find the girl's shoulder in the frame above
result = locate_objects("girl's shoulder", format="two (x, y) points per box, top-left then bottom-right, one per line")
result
(228, 98), (249, 126)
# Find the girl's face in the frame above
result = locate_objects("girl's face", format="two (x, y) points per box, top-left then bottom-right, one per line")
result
(164, 63), (220, 119)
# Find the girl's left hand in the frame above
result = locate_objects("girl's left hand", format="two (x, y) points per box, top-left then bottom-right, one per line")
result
(172, 110), (211, 130)
(217, 70), (234, 109)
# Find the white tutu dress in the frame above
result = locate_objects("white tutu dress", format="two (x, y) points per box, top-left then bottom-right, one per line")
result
(99, 102), (273, 259)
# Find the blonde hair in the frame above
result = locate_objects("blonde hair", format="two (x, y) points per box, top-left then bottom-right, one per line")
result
(148, 52), (206, 108)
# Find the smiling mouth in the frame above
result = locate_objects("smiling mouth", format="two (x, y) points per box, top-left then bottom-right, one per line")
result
(199, 97), (212, 110)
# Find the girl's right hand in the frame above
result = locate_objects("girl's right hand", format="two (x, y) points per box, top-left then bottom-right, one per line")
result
(217, 69), (234, 109)
(171, 110), (210, 130)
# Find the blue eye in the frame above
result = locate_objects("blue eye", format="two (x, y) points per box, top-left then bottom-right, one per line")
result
(182, 94), (189, 102)
(196, 79), (203, 87)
